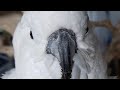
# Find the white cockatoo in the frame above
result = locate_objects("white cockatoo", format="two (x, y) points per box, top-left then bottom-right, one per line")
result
(1, 11), (107, 79)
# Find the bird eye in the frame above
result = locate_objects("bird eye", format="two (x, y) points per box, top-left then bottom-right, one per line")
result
(85, 27), (89, 35)
(30, 31), (34, 39)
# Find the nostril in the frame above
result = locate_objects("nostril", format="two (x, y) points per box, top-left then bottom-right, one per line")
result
(48, 32), (58, 41)
(53, 34), (58, 40)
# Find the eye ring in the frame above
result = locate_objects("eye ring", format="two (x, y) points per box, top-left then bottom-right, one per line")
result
(30, 31), (34, 39)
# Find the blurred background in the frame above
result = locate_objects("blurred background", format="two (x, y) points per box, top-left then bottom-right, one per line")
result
(0, 11), (120, 78)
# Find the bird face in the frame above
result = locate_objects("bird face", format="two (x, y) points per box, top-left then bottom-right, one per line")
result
(46, 28), (78, 79)
(28, 11), (92, 79)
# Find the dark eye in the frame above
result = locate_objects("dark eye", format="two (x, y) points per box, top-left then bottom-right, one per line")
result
(30, 31), (34, 39)
(85, 27), (89, 34)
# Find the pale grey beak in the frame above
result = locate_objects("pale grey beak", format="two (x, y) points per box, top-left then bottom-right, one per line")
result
(46, 28), (77, 79)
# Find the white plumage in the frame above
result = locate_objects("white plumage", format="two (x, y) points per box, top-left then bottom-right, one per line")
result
(2, 11), (107, 79)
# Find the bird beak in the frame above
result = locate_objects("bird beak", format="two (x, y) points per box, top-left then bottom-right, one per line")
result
(46, 29), (77, 79)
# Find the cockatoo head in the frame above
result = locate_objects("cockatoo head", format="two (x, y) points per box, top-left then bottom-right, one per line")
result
(13, 11), (95, 79)
(27, 11), (92, 79)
